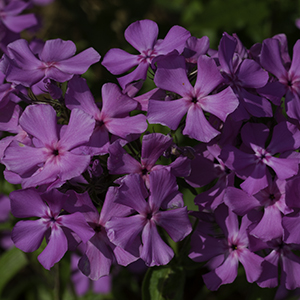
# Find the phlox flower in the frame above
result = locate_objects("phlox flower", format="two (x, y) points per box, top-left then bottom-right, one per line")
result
(224, 176), (291, 242)
(0, 38), (100, 87)
(147, 54), (238, 143)
(10, 188), (95, 270)
(220, 121), (300, 195)
(107, 133), (190, 188)
(2, 104), (95, 189)
(64, 189), (137, 280)
(255, 236), (300, 290)
(65, 76), (147, 155)
(0, 0), (37, 34)
(189, 204), (263, 290)
(102, 19), (190, 89)
(106, 169), (192, 267)
(260, 37), (300, 120)
(218, 32), (272, 120)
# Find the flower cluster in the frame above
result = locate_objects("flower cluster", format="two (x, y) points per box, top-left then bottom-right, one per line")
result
(2, 13), (300, 296)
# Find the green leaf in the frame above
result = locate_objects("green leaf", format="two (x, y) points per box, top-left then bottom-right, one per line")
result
(142, 266), (185, 300)
(0, 247), (28, 296)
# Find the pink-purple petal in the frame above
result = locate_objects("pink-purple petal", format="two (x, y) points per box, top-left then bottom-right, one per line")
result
(238, 248), (263, 282)
(237, 59), (269, 88)
(148, 169), (178, 211)
(19, 104), (58, 145)
(105, 114), (147, 138)
(55, 48), (100, 75)
(124, 19), (158, 52)
(154, 55), (193, 97)
(155, 25), (191, 54)
(199, 87), (238, 122)
(116, 174), (149, 214)
(38, 225), (68, 270)
(154, 207), (191, 242)
(224, 187), (260, 215)
(78, 236), (113, 280)
(65, 76), (101, 117)
(59, 212), (94, 243)
(260, 38), (287, 81)
(101, 48), (138, 75)
(2, 141), (47, 176)
(194, 55), (224, 97)
(2, 14), (37, 33)
(39, 39), (76, 62)
(183, 103), (220, 142)
(12, 219), (47, 252)
(59, 108), (95, 150)
(250, 205), (283, 241)
(147, 98), (189, 130)
(106, 215), (145, 255)
(7, 39), (41, 69)
(266, 156), (299, 180)
(203, 253), (239, 291)
(140, 220), (174, 266)
(10, 188), (48, 218)
(141, 133), (173, 169)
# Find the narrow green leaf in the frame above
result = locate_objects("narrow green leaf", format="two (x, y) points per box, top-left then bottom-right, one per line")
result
(0, 247), (28, 296)
(142, 266), (185, 300)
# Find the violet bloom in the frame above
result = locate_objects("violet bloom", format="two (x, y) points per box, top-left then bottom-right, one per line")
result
(106, 170), (192, 267)
(224, 176), (292, 242)
(71, 253), (111, 296)
(189, 204), (263, 290)
(218, 32), (272, 120)
(2, 104), (95, 189)
(187, 144), (235, 211)
(107, 133), (190, 188)
(0, 0), (37, 34)
(1, 38), (100, 87)
(0, 101), (30, 160)
(102, 19), (190, 89)
(64, 189), (137, 280)
(147, 54), (238, 142)
(182, 35), (210, 71)
(10, 188), (95, 270)
(260, 38), (300, 120)
(220, 121), (300, 195)
(255, 236), (300, 290)
(65, 76), (147, 155)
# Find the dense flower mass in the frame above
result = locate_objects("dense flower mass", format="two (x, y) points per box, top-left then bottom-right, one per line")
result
(2, 8), (300, 298)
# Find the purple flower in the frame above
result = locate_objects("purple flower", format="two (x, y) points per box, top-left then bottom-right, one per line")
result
(224, 176), (291, 242)
(0, 101), (30, 160)
(189, 204), (263, 290)
(71, 253), (111, 296)
(218, 32), (272, 120)
(220, 121), (300, 195)
(102, 19), (190, 89)
(10, 188), (95, 270)
(255, 236), (300, 290)
(147, 54), (238, 142)
(1, 38), (100, 87)
(106, 170), (192, 266)
(64, 189), (137, 280)
(108, 133), (190, 188)
(189, 144), (235, 211)
(65, 76), (147, 155)
(2, 104), (95, 189)
(0, 1), (37, 33)
(260, 38), (300, 120)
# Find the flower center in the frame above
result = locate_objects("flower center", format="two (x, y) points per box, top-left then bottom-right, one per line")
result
(52, 149), (59, 156)
(138, 49), (157, 64)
